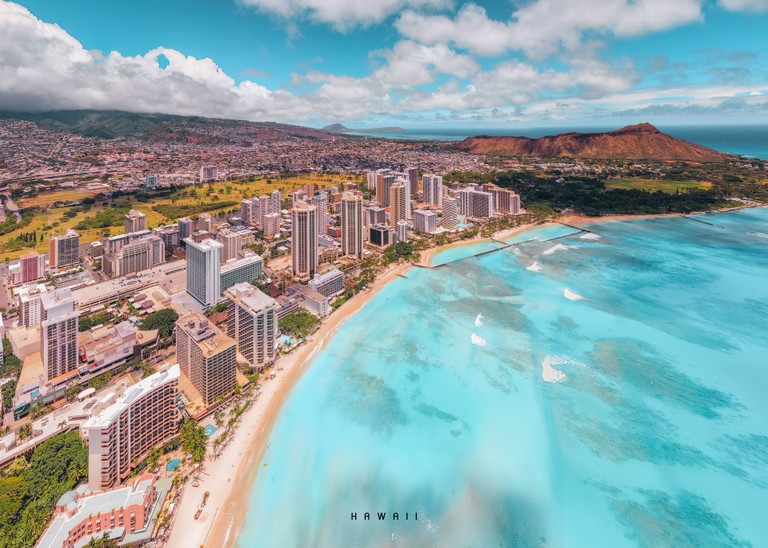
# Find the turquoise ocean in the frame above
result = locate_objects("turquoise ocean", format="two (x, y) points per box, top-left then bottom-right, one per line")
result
(238, 208), (768, 547)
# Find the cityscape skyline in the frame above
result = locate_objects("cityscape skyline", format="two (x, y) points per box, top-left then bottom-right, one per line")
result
(1, 1), (767, 127)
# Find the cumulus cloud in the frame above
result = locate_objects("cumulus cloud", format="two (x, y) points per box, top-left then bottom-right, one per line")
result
(396, 0), (703, 57)
(237, 0), (452, 30)
(718, 0), (768, 12)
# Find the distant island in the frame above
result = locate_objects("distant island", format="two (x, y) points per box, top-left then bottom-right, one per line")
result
(458, 123), (732, 161)
(322, 123), (405, 134)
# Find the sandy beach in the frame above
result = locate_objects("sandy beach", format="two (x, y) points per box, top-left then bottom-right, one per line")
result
(166, 262), (411, 548)
(418, 221), (546, 267)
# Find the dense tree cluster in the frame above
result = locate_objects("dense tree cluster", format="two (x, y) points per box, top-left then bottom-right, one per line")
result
(180, 418), (207, 464)
(140, 309), (179, 339)
(0, 431), (88, 548)
(278, 310), (321, 341)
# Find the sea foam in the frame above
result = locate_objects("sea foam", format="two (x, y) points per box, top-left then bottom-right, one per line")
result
(580, 233), (601, 240)
(471, 333), (487, 346)
(564, 288), (585, 301)
(541, 356), (567, 383)
(475, 314), (483, 327)
(527, 261), (542, 272)
(543, 243), (575, 255)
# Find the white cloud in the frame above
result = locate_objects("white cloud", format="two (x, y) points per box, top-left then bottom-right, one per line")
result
(396, 0), (703, 58)
(718, 0), (768, 12)
(238, 0), (452, 30)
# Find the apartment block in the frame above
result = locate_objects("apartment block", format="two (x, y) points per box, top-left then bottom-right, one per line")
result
(225, 283), (279, 370)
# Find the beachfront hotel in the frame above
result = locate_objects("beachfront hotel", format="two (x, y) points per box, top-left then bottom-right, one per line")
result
(49, 229), (80, 269)
(41, 288), (80, 384)
(225, 282), (279, 370)
(175, 313), (237, 406)
(291, 200), (319, 280)
(37, 473), (166, 548)
(82, 365), (180, 491)
(341, 191), (364, 258)
(441, 196), (458, 230)
(185, 234), (223, 308)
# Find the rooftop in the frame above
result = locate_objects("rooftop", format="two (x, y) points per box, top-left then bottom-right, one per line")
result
(225, 282), (278, 314)
(82, 364), (179, 429)
(39, 474), (157, 548)
(176, 313), (236, 357)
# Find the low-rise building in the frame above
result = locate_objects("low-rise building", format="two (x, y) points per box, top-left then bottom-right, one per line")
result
(78, 321), (137, 374)
(308, 269), (345, 298)
(38, 473), (167, 548)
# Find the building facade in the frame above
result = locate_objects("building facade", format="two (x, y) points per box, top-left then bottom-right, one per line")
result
(341, 192), (363, 258)
(185, 236), (223, 308)
(413, 210), (438, 233)
(422, 174), (443, 206)
(41, 288), (80, 383)
(291, 201), (318, 279)
(124, 210), (147, 234)
(225, 283), (279, 370)
(49, 229), (80, 269)
(441, 196), (458, 230)
(83, 365), (180, 490)
(176, 314), (237, 406)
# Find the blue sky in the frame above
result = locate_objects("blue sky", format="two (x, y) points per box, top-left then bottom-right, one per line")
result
(1, 0), (767, 128)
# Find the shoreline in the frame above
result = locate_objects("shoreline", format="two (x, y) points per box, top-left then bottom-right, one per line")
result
(167, 203), (765, 547)
(167, 262), (411, 548)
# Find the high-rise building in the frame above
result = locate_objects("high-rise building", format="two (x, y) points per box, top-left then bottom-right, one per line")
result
(124, 210), (147, 234)
(376, 174), (395, 207)
(441, 196), (458, 230)
(240, 199), (254, 225)
(291, 201), (318, 279)
(485, 186), (522, 214)
(389, 182), (407, 227)
(407, 167), (419, 197)
(107, 236), (165, 277)
(196, 213), (213, 233)
(15, 250), (46, 285)
(341, 192), (363, 258)
(413, 210), (438, 233)
(178, 218), (195, 241)
(83, 365), (180, 490)
(458, 188), (494, 218)
(423, 174), (443, 206)
(263, 212), (281, 237)
(302, 183), (316, 198)
(200, 165), (218, 182)
(225, 283), (279, 370)
(41, 288), (80, 383)
(366, 206), (386, 228)
(271, 189), (281, 213)
(218, 230), (241, 263)
(17, 283), (48, 327)
(310, 191), (329, 236)
(396, 219), (409, 242)
(176, 314), (237, 406)
(145, 174), (159, 189)
(49, 229), (80, 269)
(291, 189), (307, 205)
(185, 237), (223, 308)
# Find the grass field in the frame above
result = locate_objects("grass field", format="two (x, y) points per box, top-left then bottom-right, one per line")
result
(605, 178), (713, 193)
(0, 174), (362, 262)
(18, 188), (103, 208)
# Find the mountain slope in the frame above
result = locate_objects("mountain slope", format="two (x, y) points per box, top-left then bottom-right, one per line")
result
(0, 109), (339, 143)
(457, 123), (732, 160)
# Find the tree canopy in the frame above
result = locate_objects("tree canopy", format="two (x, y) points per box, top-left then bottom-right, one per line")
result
(140, 309), (179, 338)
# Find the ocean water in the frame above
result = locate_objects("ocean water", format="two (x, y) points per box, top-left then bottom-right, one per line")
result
(238, 208), (768, 547)
(357, 125), (768, 159)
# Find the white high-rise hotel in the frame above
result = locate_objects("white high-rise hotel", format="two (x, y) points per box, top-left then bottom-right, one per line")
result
(41, 288), (80, 383)
(291, 201), (318, 279)
(341, 191), (364, 258)
(225, 283), (279, 370)
(185, 236), (223, 307)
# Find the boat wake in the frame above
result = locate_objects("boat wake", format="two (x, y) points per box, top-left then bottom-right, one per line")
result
(471, 333), (487, 346)
(563, 288), (586, 301)
(475, 313), (483, 327)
